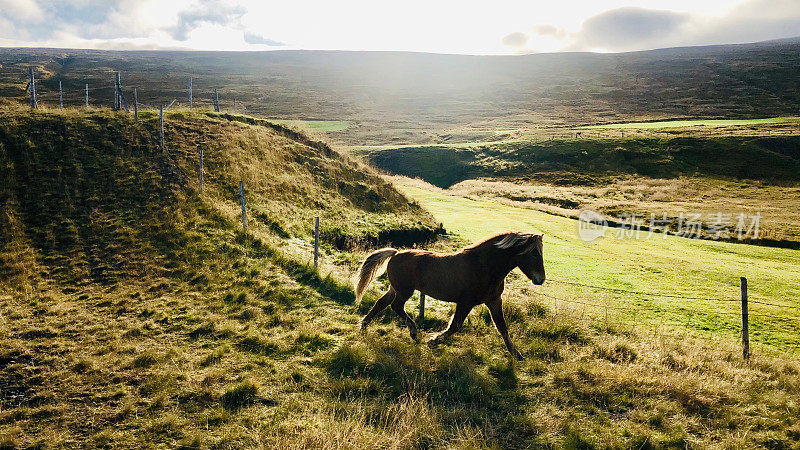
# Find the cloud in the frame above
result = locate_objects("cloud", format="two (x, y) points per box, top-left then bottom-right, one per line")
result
(569, 7), (690, 51)
(169, 0), (245, 41)
(243, 32), (284, 46)
(0, 0), (42, 20)
(532, 25), (567, 40)
(697, 0), (800, 45)
(561, 1), (800, 52)
(501, 31), (528, 47)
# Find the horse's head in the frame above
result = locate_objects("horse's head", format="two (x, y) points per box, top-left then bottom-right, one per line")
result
(495, 232), (546, 285)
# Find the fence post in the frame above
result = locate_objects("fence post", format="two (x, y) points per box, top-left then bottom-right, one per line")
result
(133, 88), (138, 120)
(419, 293), (425, 323)
(28, 67), (37, 109)
(159, 105), (164, 150)
(740, 277), (749, 360)
(239, 181), (247, 232)
(214, 88), (220, 112)
(313, 217), (320, 270)
(188, 77), (193, 108)
(199, 147), (204, 194)
(114, 72), (121, 110)
(59, 80), (63, 109)
(85, 83), (89, 108)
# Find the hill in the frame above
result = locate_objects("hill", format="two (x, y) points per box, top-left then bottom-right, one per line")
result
(0, 108), (799, 448)
(1, 38), (800, 144)
(0, 106), (441, 446)
(356, 137), (800, 244)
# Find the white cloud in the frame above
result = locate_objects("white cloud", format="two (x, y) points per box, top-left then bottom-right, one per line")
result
(0, 0), (798, 53)
(0, 0), (42, 21)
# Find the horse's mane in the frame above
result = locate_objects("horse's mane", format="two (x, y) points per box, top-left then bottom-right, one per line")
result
(465, 231), (539, 254)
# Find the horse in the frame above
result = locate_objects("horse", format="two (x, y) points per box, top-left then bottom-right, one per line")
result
(355, 231), (545, 360)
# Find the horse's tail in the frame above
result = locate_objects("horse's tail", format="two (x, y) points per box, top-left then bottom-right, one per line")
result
(355, 248), (398, 302)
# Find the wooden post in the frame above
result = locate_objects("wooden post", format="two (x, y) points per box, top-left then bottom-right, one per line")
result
(28, 67), (37, 109)
(419, 293), (426, 323)
(233, 98), (236, 111)
(85, 83), (89, 108)
(741, 277), (749, 360)
(189, 77), (193, 108)
(59, 80), (63, 109)
(133, 88), (138, 120)
(159, 105), (164, 150)
(239, 181), (247, 232)
(199, 147), (204, 194)
(214, 88), (220, 112)
(114, 72), (121, 110)
(313, 216), (319, 269)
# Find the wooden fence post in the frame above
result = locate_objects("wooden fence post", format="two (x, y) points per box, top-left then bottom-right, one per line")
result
(189, 77), (193, 108)
(159, 105), (164, 150)
(28, 67), (37, 109)
(85, 83), (89, 108)
(740, 277), (749, 360)
(114, 72), (120, 110)
(239, 181), (247, 232)
(214, 88), (220, 112)
(313, 217), (320, 269)
(133, 88), (138, 120)
(419, 293), (426, 323)
(59, 80), (63, 109)
(199, 147), (204, 194)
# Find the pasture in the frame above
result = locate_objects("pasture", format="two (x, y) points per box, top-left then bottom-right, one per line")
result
(392, 178), (800, 354)
(268, 119), (353, 133)
(582, 116), (800, 129)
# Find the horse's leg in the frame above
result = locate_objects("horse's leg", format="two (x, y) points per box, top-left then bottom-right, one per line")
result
(390, 291), (417, 340)
(361, 288), (396, 331)
(486, 298), (524, 361)
(428, 301), (473, 347)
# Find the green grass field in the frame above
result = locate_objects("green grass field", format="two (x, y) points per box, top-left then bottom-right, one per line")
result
(394, 180), (800, 353)
(268, 119), (352, 132)
(583, 116), (800, 129)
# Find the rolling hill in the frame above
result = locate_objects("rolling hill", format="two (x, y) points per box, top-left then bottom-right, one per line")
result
(0, 106), (442, 446)
(0, 107), (799, 448)
(1, 37), (800, 144)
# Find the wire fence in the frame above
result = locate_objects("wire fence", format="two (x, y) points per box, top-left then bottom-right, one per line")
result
(522, 277), (800, 360)
(16, 66), (800, 362)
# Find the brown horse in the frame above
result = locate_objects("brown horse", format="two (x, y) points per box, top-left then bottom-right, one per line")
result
(355, 231), (545, 360)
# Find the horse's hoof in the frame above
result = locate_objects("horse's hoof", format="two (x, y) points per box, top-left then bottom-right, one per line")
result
(427, 338), (439, 348)
(410, 330), (418, 341)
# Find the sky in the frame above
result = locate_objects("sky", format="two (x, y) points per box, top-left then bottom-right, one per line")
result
(1, 0), (799, 54)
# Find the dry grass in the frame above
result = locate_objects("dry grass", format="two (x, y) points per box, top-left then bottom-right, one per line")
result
(1, 108), (799, 448)
(448, 176), (800, 243)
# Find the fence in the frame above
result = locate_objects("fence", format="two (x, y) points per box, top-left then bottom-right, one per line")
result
(15, 67), (800, 361)
(516, 277), (800, 362)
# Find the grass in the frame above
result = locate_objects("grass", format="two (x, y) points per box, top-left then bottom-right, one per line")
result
(3, 42), (800, 146)
(268, 119), (353, 133)
(393, 178), (800, 352)
(1, 107), (800, 448)
(447, 176), (800, 244)
(356, 136), (800, 189)
(583, 116), (800, 129)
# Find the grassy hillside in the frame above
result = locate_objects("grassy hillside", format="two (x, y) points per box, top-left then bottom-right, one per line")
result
(2, 39), (800, 145)
(0, 106), (440, 445)
(356, 136), (800, 189)
(356, 137), (800, 244)
(1, 108), (799, 448)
